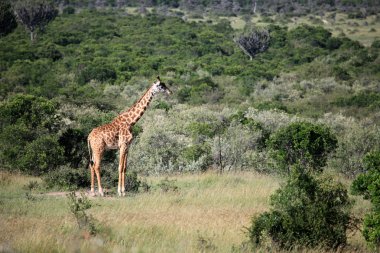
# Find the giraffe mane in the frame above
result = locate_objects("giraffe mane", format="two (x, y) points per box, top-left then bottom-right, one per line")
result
(125, 83), (154, 114)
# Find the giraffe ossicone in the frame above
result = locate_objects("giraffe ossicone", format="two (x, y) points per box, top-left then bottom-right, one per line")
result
(87, 76), (171, 196)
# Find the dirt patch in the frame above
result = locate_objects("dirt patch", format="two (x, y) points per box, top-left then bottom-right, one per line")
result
(43, 191), (116, 198)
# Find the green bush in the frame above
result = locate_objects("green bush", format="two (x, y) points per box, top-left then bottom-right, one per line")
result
(352, 150), (380, 247)
(59, 128), (87, 168)
(124, 171), (141, 193)
(0, 0), (17, 37)
(268, 122), (337, 173)
(67, 192), (97, 235)
(63, 6), (75, 15)
(19, 135), (64, 175)
(45, 165), (144, 193)
(157, 178), (178, 192)
(77, 64), (117, 85)
(249, 168), (352, 250)
(0, 94), (57, 129)
(334, 91), (380, 109)
(0, 94), (62, 174)
(177, 77), (222, 104)
(44, 165), (90, 190)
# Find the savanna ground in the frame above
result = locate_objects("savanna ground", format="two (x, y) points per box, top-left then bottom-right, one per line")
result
(0, 171), (371, 252)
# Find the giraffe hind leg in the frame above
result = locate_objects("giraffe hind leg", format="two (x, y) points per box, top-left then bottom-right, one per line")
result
(91, 146), (104, 197)
(90, 162), (95, 196)
(94, 159), (104, 197)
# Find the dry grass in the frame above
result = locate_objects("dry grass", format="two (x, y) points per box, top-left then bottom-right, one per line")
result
(0, 171), (373, 252)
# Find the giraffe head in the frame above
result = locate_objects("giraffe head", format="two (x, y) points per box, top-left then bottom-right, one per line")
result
(152, 76), (172, 95)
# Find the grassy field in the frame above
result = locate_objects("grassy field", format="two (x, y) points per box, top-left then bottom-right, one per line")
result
(0, 171), (372, 252)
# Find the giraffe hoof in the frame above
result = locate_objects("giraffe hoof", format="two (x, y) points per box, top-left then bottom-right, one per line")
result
(98, 191), (104, 197)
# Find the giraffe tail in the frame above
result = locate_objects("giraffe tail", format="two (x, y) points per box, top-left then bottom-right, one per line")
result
(88, 139), (94, 167)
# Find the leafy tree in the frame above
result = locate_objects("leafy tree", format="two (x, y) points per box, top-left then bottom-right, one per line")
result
(352, 150), (380, 248)
(0, 0), (17, 37)
(19, 135), (64, 175)
(13, 0), (58, 42)
(268, 122), (337, 174)
(249, 168), (352, 250)
(0, 94), (60, 174)
(0, 94), (57, 129)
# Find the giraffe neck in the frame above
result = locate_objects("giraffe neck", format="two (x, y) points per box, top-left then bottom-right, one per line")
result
(119, 86), (155, 126)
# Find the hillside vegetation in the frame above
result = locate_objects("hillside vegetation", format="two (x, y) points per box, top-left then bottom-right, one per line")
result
(1, 2), (380, 252)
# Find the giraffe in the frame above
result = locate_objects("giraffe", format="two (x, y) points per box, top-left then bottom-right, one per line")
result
(87, 76), (171, 196)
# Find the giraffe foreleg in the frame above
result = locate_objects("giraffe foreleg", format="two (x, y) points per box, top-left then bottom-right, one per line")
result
(118, 145), (128, 197)
(121, 147), (129, 196)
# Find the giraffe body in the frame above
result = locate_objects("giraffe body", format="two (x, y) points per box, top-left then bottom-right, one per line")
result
(88, 77), (171, 196)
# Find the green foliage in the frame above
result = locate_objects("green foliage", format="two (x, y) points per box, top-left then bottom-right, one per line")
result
(372, 40), (380, 48)
(188, 121), (218, 138)
(334, 91), (380, 109)
(62, 6), (75, 15)
(352, 151), (380, 247)
(249, 169), (352, 250)
(0, 94), (57, 129)
(177, 77), (222, 104)
(288, 24), (332, 48)
(19, 135), (64, 175)
(124, 171), (141, 193)
(12, 0), (58, 42)
(131, 124), (143, 137)
(268, 122), (337, 173)
(0, 94), (63, 175)
(0, 0), (17, 37)
(157, 178), (179, 192)
(59, 128), (87, 168)
(44, 166), (89, 190)
(67, 191), (97, 235)
(153, 100), (172, 111)
(77, 63), (117, 85)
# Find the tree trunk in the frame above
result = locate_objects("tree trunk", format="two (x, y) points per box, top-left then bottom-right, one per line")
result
(30, 30), (36, 43)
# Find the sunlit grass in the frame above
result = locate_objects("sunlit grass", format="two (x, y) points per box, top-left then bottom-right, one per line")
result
(0, 171), (372, 252)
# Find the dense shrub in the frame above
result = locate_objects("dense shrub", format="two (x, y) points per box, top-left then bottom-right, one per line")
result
(249, 168), (352, 250)
(19, 135), (64, 175)
(352, 151), (380, 248)
(77, 64), (117, 85)
(177, 77), (222, 104)
(44, 165), (90, 190)
(44, 164), (144, 193)
(0, 95), (62, 174)
(268, 122), (337, 173)
(124, 171), (142, 193)
(63, 6), (75, 15)
(326, 117), (380, 178)
(59, 128), (88, 168)
(0, 94), (57, 129)
(334, 91), (380, 109)
(0, 0), (17, 37)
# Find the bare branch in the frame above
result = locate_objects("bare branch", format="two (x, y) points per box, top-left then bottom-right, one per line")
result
(234, 29), (270, 60)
